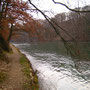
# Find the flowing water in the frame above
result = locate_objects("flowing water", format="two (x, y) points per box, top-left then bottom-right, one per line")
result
(14, 42), (90, 90)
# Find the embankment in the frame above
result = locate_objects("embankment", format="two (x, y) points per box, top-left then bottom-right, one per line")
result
(0, 44), (39, 90)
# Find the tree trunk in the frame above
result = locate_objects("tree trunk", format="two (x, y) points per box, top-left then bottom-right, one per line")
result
(0, 33), (10, 52)
(8, 23), (13, 42)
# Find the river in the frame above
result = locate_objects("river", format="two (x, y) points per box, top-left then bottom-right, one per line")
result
(14, 42), (90, 90)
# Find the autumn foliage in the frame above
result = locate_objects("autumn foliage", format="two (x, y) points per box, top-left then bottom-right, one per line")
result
(0, 0), (42, 50)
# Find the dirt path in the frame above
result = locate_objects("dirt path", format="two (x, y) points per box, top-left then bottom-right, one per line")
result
(1, 45), (25, 90)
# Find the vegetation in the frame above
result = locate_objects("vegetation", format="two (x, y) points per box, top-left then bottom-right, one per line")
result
(0, 0), (38, 52)
(0, 0), (39, 89)
(0, 0), (90, 89)
(0, 72), (7, 83)
(20, 54), (39, 90)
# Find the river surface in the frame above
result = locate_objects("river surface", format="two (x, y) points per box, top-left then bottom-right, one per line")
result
(14, 42), (90, 90)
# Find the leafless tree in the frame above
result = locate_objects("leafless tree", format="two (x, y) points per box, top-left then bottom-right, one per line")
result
(28, 0), (86, 59)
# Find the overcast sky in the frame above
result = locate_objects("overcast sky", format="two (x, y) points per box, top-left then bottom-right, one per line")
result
(25, 0), (90, 19)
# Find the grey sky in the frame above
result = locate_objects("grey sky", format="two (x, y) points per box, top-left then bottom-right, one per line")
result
(25, 0), (90, 19)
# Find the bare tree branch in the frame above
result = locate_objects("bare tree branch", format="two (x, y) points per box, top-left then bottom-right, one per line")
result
(52, 0), (90, 13)
(28, 0), (75, 41)
(28, 0), (63, 39)
(30, 9), (50, 13)
(28, 0), (82, 58)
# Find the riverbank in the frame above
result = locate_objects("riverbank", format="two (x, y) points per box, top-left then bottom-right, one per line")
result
(0, 44), (39, 90)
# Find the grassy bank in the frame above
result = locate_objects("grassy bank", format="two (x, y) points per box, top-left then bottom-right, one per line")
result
(20, 54), (39, 90)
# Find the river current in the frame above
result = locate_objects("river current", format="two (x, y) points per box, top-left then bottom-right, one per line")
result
(14, 42), (90, 90)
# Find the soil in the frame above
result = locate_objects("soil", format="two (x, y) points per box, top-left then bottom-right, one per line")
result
(0, 45), (26, 90)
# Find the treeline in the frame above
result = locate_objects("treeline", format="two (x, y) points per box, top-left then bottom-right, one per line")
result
(52, 6), (90, 41)
(12, 5), (90, 42)
(36, 5), (90, 42)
